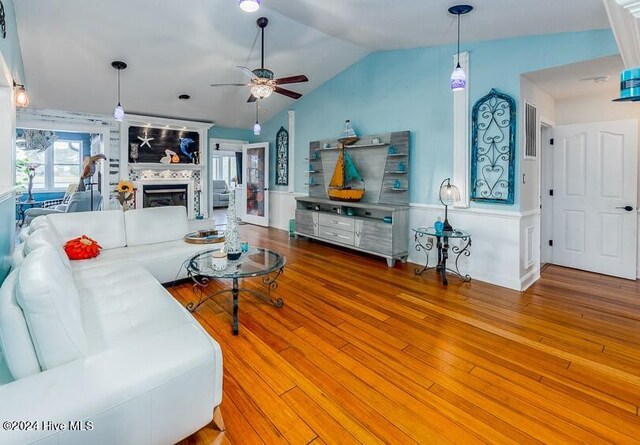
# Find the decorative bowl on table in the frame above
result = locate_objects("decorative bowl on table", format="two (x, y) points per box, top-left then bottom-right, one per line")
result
(184, 230), (225, 244)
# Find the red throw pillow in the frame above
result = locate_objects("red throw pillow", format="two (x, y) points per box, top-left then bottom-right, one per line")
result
(64, 235), (102, 260)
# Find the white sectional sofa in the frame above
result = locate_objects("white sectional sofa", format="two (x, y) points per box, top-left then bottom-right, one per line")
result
(0, 207), (223, 444)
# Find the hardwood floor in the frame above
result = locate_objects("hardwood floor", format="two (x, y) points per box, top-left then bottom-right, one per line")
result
(171, 225), (640, 444)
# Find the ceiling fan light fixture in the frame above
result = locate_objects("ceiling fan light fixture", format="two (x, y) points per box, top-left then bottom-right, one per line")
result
(251, 81), (275, 99)
(238, 0), (260, 13)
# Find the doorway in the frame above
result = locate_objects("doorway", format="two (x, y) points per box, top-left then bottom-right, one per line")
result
(210, 138), (246, 226)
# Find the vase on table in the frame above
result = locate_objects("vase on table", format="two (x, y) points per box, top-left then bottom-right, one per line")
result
(224, 189), (242, 260)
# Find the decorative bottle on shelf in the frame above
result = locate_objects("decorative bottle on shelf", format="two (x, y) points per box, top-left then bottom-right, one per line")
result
(434, 217), (444, 234)
(224, 189), (242, 260)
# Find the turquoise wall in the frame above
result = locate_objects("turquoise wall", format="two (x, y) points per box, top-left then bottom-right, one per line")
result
(208, 126), (254, 142)
(260, 29), (618, 208)
(0, 0), (25, 283)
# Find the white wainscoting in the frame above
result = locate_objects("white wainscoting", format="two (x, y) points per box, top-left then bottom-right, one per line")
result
(409, 204), (540, 291)
(268, 193), (542, 290)
(268, 191), (306, 231)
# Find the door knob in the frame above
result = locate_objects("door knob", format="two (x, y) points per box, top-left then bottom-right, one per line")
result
(616, 205), (634, 212)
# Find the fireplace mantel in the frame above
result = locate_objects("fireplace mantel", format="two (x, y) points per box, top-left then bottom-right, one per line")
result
(129, 163), (205, 171)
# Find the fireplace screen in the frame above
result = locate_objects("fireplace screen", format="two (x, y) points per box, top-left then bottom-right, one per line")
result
(142, 184), (188, 209)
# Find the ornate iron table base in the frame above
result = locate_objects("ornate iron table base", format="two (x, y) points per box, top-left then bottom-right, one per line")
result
(187, 269), (284, 335)
(414, 231), (471, 286)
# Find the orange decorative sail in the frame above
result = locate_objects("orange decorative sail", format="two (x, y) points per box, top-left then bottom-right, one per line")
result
(329, 151), (345, 188)
(328, 147), (365, 202)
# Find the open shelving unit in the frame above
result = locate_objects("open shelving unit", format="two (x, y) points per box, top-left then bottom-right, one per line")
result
(296, 130), (410, 267)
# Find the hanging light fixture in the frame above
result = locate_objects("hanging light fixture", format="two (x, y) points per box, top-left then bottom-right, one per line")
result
(253, 101), (261, 135)
(111, 61), (127, 121)
(238, 0), (260, 12)
(13, 81), (29, 108)
(449, 5), (473, 91)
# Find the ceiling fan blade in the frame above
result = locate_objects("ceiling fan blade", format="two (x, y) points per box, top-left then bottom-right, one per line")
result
(210, 83), (247, 87)
(237, 66), (258, 80)
(274, 86), (302, 100)
(247, 94), (257, 103)
(275, 75), (309, 85)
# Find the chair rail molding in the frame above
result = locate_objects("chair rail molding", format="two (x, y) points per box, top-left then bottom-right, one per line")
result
(408, 203), (541, 290)
(605, 0), (640, 67)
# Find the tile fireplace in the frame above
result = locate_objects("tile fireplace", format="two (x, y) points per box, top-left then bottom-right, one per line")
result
(135, 179), (195, 218)
(142, 184), (188, 209)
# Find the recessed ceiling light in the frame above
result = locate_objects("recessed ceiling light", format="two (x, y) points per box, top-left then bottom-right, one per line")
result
(238, 0), (260, 13)
(178, 94), (190, 100)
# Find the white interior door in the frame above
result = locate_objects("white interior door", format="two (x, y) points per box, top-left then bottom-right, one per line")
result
(552, 120), (638, 279)
(242, 142), (269, 227)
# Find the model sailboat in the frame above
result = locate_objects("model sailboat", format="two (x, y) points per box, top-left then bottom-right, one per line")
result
(328, 146), (365, 201)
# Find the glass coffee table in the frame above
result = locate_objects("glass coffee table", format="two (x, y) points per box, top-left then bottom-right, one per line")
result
(186, 247), (286, 335)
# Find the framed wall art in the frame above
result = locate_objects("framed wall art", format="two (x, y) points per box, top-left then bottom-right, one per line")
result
(275, 126), (288, 186)
(470, 88), (516, 204)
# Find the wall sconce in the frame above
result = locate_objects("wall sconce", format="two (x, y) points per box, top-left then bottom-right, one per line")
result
(13, 81), (29, 108)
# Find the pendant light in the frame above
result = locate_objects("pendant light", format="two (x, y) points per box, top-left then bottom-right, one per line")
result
(449, 5), (473, 91)
(253, 101), (261, 135)
(238, 0), (260, 12)
(111, 61), (127, 121)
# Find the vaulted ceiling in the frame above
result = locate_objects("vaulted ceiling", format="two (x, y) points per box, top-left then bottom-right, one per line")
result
(14, 0), (610, 128)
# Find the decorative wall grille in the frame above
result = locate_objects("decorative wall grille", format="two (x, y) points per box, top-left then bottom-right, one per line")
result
(524, 102), (538, 160)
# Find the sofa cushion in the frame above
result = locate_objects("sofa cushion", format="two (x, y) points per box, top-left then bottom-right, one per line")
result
(16, 246), (88, 370)
(48, 210), (126, 250)
(23, 226), (71, 270)
(28, 215), (53, 233)
(73, 262), (196, 353)
(124, 206), (189, 247)
(0, 268), (41, 379)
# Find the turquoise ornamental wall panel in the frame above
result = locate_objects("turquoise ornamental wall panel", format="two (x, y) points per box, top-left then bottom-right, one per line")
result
(470, 89), (516, 204)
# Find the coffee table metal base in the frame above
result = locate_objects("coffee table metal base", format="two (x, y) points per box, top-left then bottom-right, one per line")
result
(187, 270), (284, 335)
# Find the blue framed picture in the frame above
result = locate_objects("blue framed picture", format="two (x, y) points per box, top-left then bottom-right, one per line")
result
(470, 88), (516, 204)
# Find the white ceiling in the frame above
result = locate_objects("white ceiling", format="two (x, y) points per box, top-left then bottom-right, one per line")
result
(266, 0), (611, 50)
(14, 0), (611, 128)
(524, 55), (623, 99)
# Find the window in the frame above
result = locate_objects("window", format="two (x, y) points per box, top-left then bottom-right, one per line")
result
(15, 139), (81, 191)
(212, 153), (238, 186)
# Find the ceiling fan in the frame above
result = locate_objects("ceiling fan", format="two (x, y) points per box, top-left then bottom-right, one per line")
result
(210, 17), (309, 102)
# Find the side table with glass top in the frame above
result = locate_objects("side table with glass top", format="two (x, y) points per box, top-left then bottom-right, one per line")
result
(413, 227), (472, 285)
(186, 247), (285, 335)
(16, 199), (42, 227)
